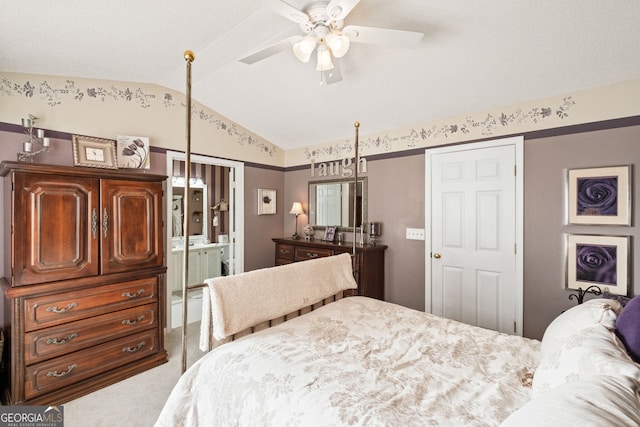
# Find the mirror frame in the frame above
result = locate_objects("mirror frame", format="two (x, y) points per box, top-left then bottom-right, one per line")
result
(308, 177), (367, 232)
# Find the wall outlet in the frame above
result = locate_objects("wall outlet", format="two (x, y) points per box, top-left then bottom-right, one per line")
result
(406, 227), (425, 240)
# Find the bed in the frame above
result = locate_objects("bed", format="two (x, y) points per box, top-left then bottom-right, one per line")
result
(155, 254), (640, 427)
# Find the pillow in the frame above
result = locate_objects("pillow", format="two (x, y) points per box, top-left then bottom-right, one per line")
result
(501, 375), (640, 427)
(616, 295), (640, 363)
(602, 291), (632, 308)
(532, 324), (640, 397)
(539, 298), (621, 357)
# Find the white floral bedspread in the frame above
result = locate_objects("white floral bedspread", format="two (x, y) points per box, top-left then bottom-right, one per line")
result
(155, 297), (540, 427)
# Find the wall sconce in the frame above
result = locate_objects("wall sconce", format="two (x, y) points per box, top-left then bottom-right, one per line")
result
(289, 202), (305, 240)
(18, 114), (52, 162)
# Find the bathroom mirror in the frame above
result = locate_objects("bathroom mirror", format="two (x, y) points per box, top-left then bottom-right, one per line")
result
(308, 177), (367, 231)
(171, 176), (207, 240)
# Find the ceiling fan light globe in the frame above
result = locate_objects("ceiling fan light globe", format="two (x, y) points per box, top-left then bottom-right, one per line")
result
(326, 33), (350, 57)
(293, 36), (316, 62)
(316, 45), (334, 71)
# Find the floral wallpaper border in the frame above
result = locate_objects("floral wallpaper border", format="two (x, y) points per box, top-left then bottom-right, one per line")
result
(304, 97), (576, 160)
(0, 76), (279, 157)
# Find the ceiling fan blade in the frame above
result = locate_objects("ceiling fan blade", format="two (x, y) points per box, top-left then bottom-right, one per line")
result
(326, 0), (361, 21)
(239, 35), (301, 64)
(323, 58), (343, 85)
(267, 0), (311, 28)
(343, 25), (424, 48)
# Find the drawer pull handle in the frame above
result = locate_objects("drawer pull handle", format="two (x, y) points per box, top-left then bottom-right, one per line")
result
(46, 302), (78, 314)
(122, 289), (145, 298)
(47, 363), (78, 378)
(47, 333), (78, 345)
(122, 342), (146, 353)
(122, 315), (145, 326)
(280, 249), (290, 255)
(306, 252), (318, 258)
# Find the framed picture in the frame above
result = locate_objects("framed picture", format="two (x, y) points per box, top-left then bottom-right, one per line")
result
(117, 135), (150, 169)
(72, 135), (118, 169)
(567, 165), (631, 225)
(258, 188), (276, 215)
(322, 226), (336, 242)
(565, 234), (629, 296)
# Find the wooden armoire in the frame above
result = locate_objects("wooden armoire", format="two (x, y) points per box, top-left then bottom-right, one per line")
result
(0, 161), (168, 405)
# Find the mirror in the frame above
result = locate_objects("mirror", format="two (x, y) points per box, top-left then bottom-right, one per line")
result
(308, 177), (367, 231)
(171, 176), (208, 241)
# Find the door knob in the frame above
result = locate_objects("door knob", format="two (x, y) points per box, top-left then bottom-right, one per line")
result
(433, 253), (442, 259)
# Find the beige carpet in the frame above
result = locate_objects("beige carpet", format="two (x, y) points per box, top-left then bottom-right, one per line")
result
(63, 322), (205, 427)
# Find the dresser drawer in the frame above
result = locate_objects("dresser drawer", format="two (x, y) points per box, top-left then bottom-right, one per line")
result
(275, 244), (295, 261)
(24, 277), (158, 332)
(294, 247), (333, 261)
(24, 329), (159, 399)
(24, 303), (158, 365)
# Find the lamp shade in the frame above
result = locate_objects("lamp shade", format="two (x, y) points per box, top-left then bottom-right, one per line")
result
(289, 202), (304, 215)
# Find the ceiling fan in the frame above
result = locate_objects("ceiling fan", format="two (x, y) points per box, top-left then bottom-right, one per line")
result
(239, 0), (424, 84)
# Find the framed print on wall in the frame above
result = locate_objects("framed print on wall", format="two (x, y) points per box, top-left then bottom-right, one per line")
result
(567, 165), (631, 225)
(565, 234), (629, 296)
(258, 188), (276, 215)
(72, 135), (118, 169)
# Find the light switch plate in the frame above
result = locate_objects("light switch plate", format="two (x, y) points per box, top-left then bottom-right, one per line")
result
(406, 228), (425, 240)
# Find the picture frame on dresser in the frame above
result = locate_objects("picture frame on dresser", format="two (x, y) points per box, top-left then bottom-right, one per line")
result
(322, 226), (336, 242)
(72, 135), (118, 169)
(566, 165), (631, 225)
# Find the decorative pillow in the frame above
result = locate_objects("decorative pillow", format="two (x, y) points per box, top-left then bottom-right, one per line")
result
(539, 298), (621, 357)
(616, 295), (640, 363)
(502, 375), (640, 427)
(532, 324), (640, 397)
(602, 291), (632, 308)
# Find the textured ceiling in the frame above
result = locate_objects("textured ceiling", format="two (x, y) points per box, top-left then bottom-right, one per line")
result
(2, 0), (640, 150)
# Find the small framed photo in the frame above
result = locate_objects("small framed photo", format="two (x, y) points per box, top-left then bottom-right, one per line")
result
(117, 135), (150, 169)
(72, 135), (118, 169)
(565, 234), (629, 296)
(567, 165), (631, 225)
(258, 188), (276, 215)
(322, 226), (336, 242)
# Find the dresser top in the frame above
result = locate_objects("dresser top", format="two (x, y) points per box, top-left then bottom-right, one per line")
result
(272, 237), (387, 253)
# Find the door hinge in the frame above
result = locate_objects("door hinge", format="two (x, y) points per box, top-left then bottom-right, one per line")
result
(514, 165), (517, 176)
(514, 321), (517, 333)
(514, 243), (517, 254)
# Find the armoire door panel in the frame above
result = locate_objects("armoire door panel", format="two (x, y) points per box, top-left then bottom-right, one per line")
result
(101, 180), (163, 274)
(13, 174), (99, 286)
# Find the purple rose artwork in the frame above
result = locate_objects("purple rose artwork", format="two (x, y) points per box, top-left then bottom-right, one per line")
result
(576, 176), (618, 216)
(575, 244), (617, 286)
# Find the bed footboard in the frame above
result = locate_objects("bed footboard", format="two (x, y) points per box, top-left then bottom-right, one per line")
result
(200, 253), (357, 351)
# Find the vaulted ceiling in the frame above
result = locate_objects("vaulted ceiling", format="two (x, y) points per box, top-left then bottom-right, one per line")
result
(2, 0), (639, 150)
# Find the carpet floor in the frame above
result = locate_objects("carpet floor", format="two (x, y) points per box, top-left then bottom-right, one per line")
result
(63, 322), (205, 427)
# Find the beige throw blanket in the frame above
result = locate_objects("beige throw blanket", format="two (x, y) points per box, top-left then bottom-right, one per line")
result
(200, 253), (357, 350)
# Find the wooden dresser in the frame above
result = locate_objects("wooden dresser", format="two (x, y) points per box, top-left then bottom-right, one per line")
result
(0, 162), (168, 405)
(272, 238), (387, 300)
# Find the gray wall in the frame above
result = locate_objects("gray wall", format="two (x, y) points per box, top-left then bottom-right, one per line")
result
(523, 125), (640, 338)
(2, 123), (638, 340)
(283, 124), (640, 340)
